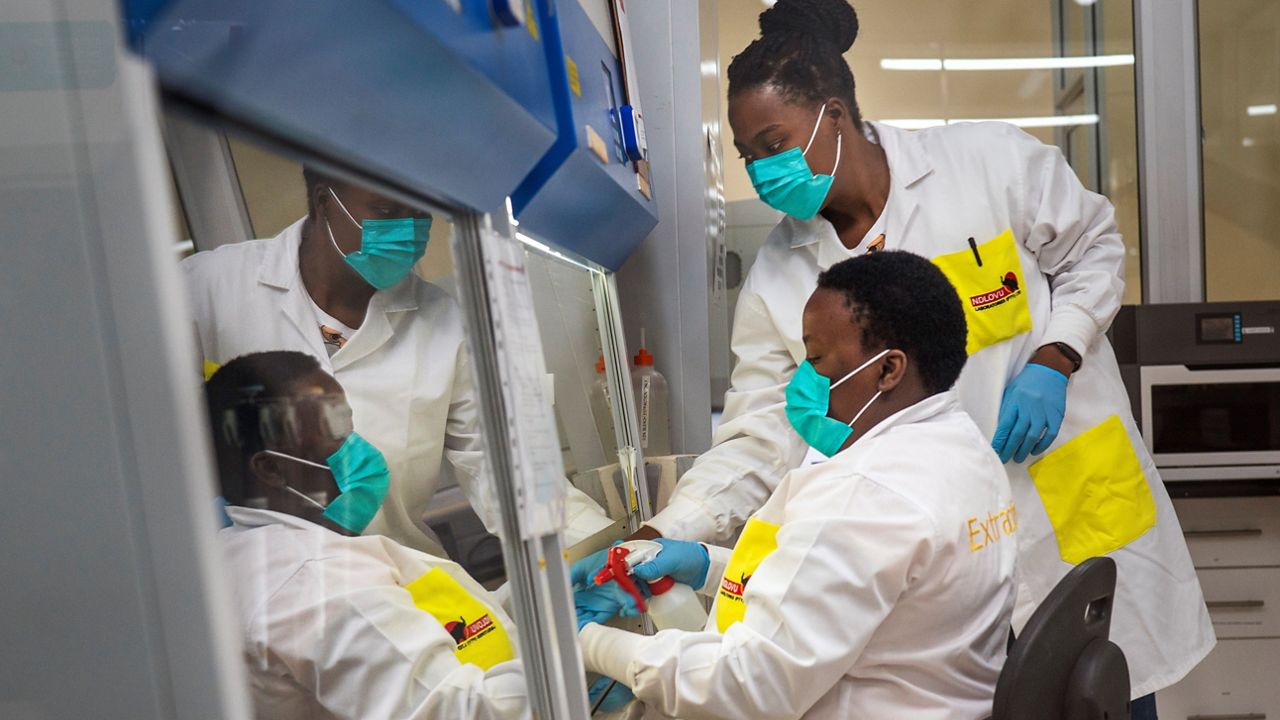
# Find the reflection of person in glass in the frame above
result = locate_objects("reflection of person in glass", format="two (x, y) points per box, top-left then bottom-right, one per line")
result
(585, 0), (1210, 715)
(208, 351), (528, 719)
(182, 170), (611, 556)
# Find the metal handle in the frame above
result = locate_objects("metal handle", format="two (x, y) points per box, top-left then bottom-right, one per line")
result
(1188, 714), (1266, 719)
(1206, 600), (1266, 610)
(1185, 528), (1263, 539)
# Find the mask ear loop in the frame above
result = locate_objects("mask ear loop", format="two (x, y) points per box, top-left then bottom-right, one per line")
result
(829, 348), (892, 390)
(260, 450), (332, 511)
(829, 348), (892, 433)
(802, 102), (830, 155)
(323, 187), (362, 260)
(802, 103), (842, 180)
(327, 187), (363, 229)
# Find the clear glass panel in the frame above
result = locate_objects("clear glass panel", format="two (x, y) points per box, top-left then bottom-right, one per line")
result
(518, 237), (632, 535)
(1199, 0), (1280, 301)
(174, 132), (531, 714)
(716, 0), (1142, 304)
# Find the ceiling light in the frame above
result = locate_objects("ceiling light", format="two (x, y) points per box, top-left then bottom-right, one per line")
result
(880, 54), (1134, 71)
(1247, 104), (1277, 116)
(879, 59), (944, 71)
(878, 114), (1100, 130)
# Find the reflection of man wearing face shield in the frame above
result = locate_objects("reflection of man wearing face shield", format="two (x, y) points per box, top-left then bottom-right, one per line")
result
(182, 169), (611, 556)
(208, 352), (529, 720)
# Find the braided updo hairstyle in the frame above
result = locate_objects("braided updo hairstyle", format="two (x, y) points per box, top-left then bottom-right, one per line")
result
(727, 0), (863, 129)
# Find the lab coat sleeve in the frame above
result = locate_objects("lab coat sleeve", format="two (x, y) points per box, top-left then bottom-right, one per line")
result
(443, 342), (612, 544)
(1007, 124), (1127, 356)
(648, 290), (807, 543)
(581, 480), (937, 719)
(699, 544), (734, 597)
(179, 252), (217, 361)
(252, 560), (530, 720)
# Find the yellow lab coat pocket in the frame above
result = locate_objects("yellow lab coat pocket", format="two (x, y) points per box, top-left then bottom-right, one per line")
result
(406, 568), (515, 670)
(932, 229), (1034, 355)
(715, 518), (780, 633)
(1028, 415), (1157, 565)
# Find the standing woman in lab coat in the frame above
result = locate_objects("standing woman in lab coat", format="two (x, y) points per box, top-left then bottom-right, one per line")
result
(628, 0), (1211, 713)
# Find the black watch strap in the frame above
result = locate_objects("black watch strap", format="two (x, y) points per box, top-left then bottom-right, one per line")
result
(1052, 342), (1083, 373)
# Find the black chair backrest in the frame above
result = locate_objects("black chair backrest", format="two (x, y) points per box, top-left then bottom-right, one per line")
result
(991, 557), (1130, 720)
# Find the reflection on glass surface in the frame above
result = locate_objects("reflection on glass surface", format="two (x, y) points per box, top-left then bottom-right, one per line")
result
(521, 241), (632, 535)
(1200, 0), (1280, 301)
(716, 0), (1142, 302)
(176, 136), (532, 716)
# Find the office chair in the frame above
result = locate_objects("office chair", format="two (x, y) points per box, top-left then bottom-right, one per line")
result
(991, 557), (1130, 720)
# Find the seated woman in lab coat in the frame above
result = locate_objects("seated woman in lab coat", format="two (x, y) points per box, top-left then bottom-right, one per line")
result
(184, 170), (611, 558)
(576, 252), (1018, 719)
(207, 350), (528, 720)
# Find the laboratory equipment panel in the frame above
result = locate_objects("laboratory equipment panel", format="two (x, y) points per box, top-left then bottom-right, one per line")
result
(510, 0), (659, 270)
(120, 0), (558, 212)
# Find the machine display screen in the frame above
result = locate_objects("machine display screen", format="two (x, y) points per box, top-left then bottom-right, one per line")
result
(1196, 313), (1242, 344)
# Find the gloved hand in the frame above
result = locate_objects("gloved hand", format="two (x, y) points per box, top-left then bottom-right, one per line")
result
(574, 582), (643, 630)
(571, 546), (614, 590)
(630, 538), (710, 589)
(588, 676), (634, 714)
(992, 362), (1069, 464)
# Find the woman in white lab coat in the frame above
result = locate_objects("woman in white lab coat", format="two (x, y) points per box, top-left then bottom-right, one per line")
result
(629, 0), (1212, 713)
(206, 351), (528, 719)
(183, 171), (611, 556)
(579, 252), (1018, 719)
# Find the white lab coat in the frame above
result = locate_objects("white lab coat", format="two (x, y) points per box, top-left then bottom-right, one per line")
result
(649, 121), (1213, 697)
(581, 392), (1017, 719)
(220, 506), (529, 719)
(183, 219), (612, 555)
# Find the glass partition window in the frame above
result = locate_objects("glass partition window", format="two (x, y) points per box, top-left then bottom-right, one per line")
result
(716, 0), (1142, 303)
(1200, 0), (1280, 301)
(172, 133), (533, 716)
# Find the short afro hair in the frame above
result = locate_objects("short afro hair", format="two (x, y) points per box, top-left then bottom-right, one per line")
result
(817, 251), (967, 395)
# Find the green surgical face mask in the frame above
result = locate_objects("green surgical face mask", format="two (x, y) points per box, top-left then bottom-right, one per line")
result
(745, 102), (843, 221)
(325, 188), (431, 290)
(265, 431), (390, 534)
(785, 349), (890, 458)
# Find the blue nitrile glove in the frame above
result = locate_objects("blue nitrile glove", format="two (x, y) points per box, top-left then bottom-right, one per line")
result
(571, 546), (615, 590)
(589, 676), (634, 714)
(574, 582), (643, 630)
(630, 538), (710, 589)
(992, 362), (1069, 464)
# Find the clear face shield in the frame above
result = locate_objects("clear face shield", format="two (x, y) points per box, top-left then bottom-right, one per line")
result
(219, 391), (355, 508)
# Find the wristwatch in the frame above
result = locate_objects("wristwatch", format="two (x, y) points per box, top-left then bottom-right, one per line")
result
(1052, 342), (1083, 373)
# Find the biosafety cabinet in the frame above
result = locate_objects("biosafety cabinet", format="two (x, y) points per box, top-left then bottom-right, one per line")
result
(0, 1), (714, 718)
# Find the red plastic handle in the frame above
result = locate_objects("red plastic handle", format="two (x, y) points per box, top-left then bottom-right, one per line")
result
(594, 545), (649, 613)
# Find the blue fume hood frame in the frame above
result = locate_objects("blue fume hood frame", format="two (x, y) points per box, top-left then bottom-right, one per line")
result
(510, 0), (658, 272)
(120, 0), (559, 213)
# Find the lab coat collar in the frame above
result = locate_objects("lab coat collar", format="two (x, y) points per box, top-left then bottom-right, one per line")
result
(256, 217), (421, 369)
(838, 389), (962, 454)
(788, 121), (934, 270)
(225, 505), (327, 533)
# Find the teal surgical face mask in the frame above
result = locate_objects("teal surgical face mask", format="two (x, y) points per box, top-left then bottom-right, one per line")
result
(746, 102), (843, 221)
(264, 431), (390, 534)
(785, 349), (890, 457)
(325, 188), (431, 290)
